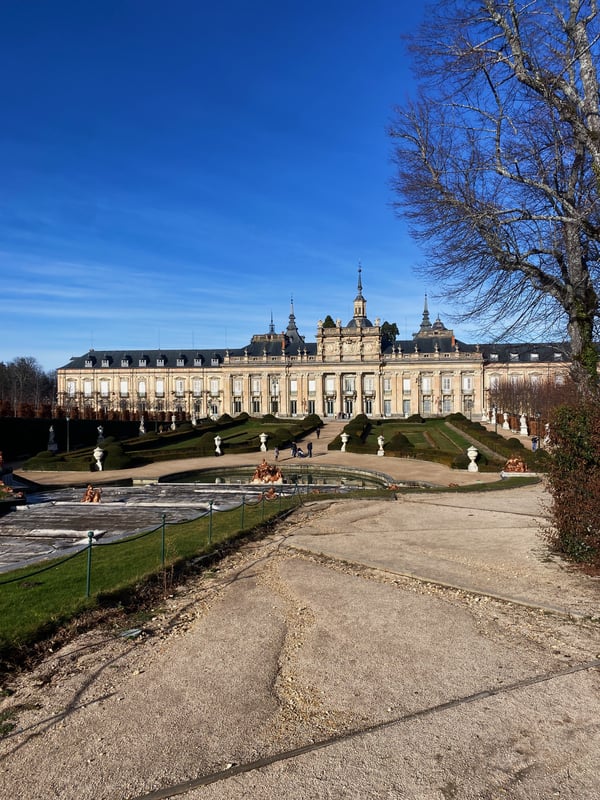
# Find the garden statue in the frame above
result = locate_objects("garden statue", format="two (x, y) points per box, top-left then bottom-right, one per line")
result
(48, 426), (58, 453)
(214, 435), (222, 456)
(97, 425), (104, 443)
(139, 417), (146, 435)
(519, 413), (528, 436)
(377, 434), (385, 456)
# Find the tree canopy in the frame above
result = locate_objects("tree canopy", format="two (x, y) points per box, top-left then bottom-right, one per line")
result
(390, 0), (600, 391)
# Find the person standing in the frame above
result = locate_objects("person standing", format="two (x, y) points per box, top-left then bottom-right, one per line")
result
(307, 441), (313, 458)
(316, 427), (321, 439)
(274, 446), (279, 460)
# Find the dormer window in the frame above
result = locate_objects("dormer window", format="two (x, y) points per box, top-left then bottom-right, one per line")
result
(194, 353), (204, 367)
(490, 353), (499, 361)
(530, 353), (539, 361)
(554, 352), (562, 361)
(211, 355), (220, 366)
(85, 357), (94, 368)
(510, 352), (519, 361)
(139, 357), (147, 367)
(176, 356), (186, 367)
(101, 358), (110, 367)
(121, 355), (131, 367)
(156, 356), (165, 367)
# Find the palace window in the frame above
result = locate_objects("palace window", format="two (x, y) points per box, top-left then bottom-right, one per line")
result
(120, 380), (128, 397)
(402, 378), (410, 393)
(290, 379), (298, 394)
(343, 376), (355, 394)
(155, 379), (165, 397)
(421, 377), (432, 393)
(462, 375), (473, 391)
(175, 379), (185, 397)
(67, 381), (76, 397)
(442, 376), (452, 393)
(308, 378), (316, 396)
(193, 379), (203, 396)
(210, 378), (219, 396)
(233, 378), (242, 396)
(138, 381), (147, 397)
(83, 380), (92, 397)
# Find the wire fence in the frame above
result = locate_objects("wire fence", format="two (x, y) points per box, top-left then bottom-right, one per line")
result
(0, 484), (307, 649)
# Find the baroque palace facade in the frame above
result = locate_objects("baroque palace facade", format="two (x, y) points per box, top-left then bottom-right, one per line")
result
(56, 272), (570, 421)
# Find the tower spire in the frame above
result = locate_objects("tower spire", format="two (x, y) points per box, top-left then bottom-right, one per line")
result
(419, 293), (432, 332)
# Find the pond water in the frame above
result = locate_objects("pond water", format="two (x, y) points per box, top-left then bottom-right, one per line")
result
(159, 463), (395, 489)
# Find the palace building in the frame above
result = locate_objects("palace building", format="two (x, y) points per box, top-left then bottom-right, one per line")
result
(56, 270), (570, 421)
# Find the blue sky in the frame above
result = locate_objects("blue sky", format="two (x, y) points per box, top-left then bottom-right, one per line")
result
(0, 0), (452, 372)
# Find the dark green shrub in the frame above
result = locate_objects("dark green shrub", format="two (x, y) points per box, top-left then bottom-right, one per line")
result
(403, 414), (425, 424)
(452, 453), (470, 469)
(262, 414), (277, 423)
(101, 442), (132, 470)
(545, 401), (600, 566)
(506, 437), (524, 450)
(387, 432), (414, 453)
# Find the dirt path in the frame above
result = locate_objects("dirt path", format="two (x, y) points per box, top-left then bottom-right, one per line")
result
(1, 484), (599, 799)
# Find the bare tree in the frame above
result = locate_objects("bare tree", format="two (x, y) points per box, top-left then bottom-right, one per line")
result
(390, 0), (600, 392)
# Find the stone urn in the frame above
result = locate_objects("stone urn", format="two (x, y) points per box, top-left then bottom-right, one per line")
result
(341, 432), (349, 452)
(93, 446), (104, 471)
(259, 432), (268, 452)
(377, 435), (385, 456)
(467, 445), (479, 472)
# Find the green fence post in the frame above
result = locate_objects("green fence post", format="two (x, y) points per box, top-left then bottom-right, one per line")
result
(86, 531), (94, 598)
(240, 495), (245, 529)
(161, 512), (166, 566)
(208, 500), (213, 544)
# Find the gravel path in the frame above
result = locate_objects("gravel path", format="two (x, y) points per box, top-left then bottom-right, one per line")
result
(1, 485), (599, 799)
